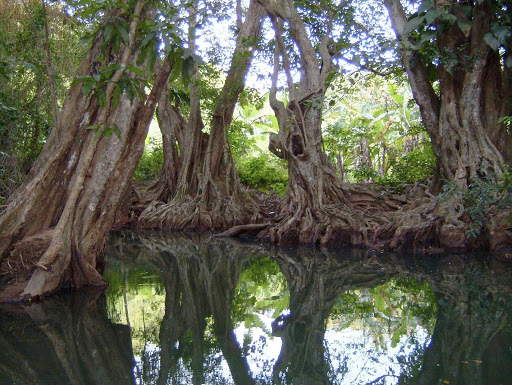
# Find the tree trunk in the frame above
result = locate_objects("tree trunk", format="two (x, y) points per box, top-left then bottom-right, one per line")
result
(384, 0), (507, 186)
(133, 84), (184, 207)
(0, 1), (171, 301)
(378, 0), (512, 252)
(138, 0), (267, 231)
(254, 0), (403, 247)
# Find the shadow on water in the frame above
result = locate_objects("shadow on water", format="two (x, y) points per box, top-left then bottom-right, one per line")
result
(1, 230), (512, 385)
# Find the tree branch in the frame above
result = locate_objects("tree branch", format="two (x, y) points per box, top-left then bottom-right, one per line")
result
(383, 0), (440, 141)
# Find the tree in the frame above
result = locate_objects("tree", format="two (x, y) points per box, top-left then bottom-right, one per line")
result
(135, 0), (267, 231)
(0, 0), (173, 301)
(244, 0), (406, 247)
(384, 0), (511, 185)
(381, 0), (512, 249)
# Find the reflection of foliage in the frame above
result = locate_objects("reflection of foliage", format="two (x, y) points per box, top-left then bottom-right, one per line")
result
(101, 233), (512, 385)
(396, 332), (431, 384)
(103, 260), (165, 361)
(330, 278), (437, 348)
(232, 256), (289, 328)
(326, 277), (437, 384)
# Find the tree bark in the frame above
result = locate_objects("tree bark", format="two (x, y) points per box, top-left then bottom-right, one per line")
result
(133, 83), (184, 207)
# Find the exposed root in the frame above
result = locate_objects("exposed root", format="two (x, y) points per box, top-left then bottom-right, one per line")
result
(245, 183), (507, 252)
(137, 186), (267, 232)
(0, 225), (107, 302)
(258, 202), (391, 248)
(215, 223), (269, 237)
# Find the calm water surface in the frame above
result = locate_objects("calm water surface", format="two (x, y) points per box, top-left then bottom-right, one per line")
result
(1, 231), (511, 385)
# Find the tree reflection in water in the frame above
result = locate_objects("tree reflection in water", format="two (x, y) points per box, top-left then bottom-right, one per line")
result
(102, 232), (512, 385)
(1, 232), (511, 385)
(0, 289), (135, 385)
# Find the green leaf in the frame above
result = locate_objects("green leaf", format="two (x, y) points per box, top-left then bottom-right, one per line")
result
(418, 30), (436, 45)
(112, 85), (121, 109)
(116, 23), (130, 47)
(21, 61), (39, 73)
(484, 32), (500, 50)
(112, 124), (122, 139)
(391, 325), (406, 348)
(403, 16), (426, 35)
(114, 0), (129, 10)
(80, 6), (99, 18)
(437, 13), (457, 33)
(71, 75), (93, 87)
(181, 56), (195, 86)
(103, 22), (114, 43)
(127, 65), (145, 77)
(490, 25), (512, 46)
(96, 88), (107, 108)
(457, 18), (472, 37)
(112, 33), (120, 52)
(425, 9), (442, 25)
(94, 128), (103, 141)
(132, 82), (143, 100)
(418, 1), (434, 14)
(506, 55), (512, 69)
(82, 80), (95, 96)
(139, 32), (155, 50)
(169, 56), (183, 83)
(125, 80), (134, 101)
(99, 63), (122, 77)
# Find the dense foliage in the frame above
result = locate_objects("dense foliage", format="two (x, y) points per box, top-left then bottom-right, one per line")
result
(0, 0), (84, 205)
(324, 74), (435, 185)
(133, 138), (164, 182)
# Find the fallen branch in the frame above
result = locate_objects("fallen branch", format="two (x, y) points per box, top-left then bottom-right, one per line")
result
(215, 223), (269, 238)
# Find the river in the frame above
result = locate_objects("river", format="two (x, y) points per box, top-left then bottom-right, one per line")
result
(1, 231), (511, 385)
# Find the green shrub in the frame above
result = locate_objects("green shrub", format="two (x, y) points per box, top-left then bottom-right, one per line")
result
(133, 141), (164, 182)
(352, 166), (379, 183)
(439, 168), (512, 239)
(378, 145), (436, 186)
(237, 153), (288, 196)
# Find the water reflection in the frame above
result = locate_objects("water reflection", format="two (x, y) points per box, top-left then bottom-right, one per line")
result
(1, 232), (511, 385)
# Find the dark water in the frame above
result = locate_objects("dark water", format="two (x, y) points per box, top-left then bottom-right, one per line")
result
(1, 231), (512, 385)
